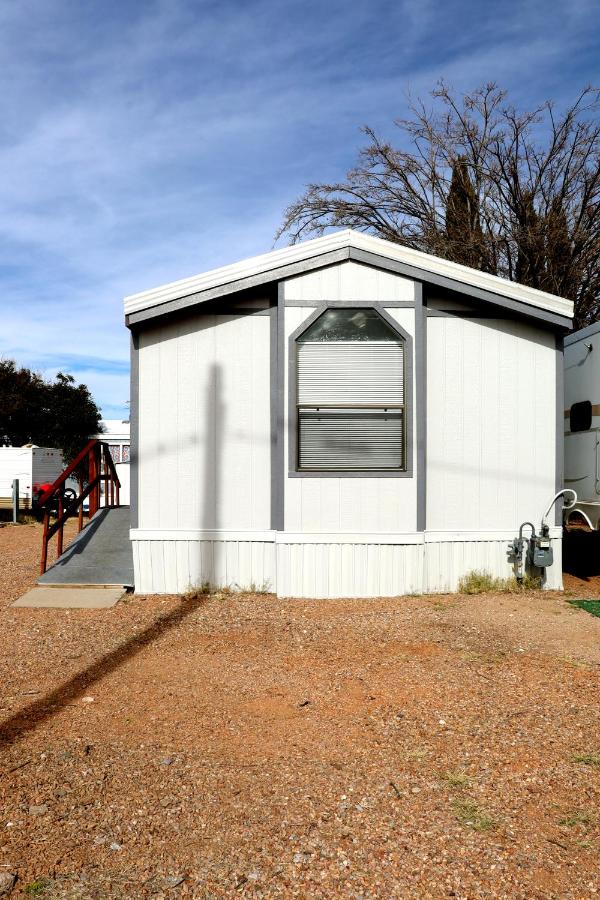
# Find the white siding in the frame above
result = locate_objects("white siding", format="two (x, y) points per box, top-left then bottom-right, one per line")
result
(283, 260), (415, 303)
(137, 313), (271, 531)
(426, 317), (556, 531)
(282, 271), (418, 533)
(132, 537), (275, 594)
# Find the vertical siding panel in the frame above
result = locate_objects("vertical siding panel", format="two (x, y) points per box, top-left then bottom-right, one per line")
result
(149, 542), (165, 593)
(176, 540), (190, 592)
(158, 325), (179, 530)
(162, 541), (178, 593)
(213, 541), (227, 587)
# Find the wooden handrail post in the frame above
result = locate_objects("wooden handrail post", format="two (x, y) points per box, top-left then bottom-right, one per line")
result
(57, 489), (64, 557)
(78, 476), (84, 531)
(40, 510), (50, 574)
(88, 448), (95, 517)
(96, 444), (101, 513)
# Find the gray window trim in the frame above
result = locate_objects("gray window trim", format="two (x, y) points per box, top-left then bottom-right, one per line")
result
(287, 303), (414, 479)
(270, 293), (285, 530)
(415, 284), (426, 529)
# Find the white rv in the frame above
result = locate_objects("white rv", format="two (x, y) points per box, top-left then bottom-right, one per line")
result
(564, 322), (600, 528)
(0, 446), (64, 510)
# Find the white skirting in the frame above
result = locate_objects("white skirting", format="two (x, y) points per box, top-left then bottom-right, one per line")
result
(130, 529), (563, 596)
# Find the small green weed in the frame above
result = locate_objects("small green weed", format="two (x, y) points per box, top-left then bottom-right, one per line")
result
(458, 570), (542, 595)
(183, 581), (212, 600)
(568, 598), (600, 618)
(24, 879), (52, 896)
(452, 799), (496, 831)
(559, 809), (596, 828)
(404, 748), (429, 762)
(442, 769), (471, 788)
(572, 751), (600, 767)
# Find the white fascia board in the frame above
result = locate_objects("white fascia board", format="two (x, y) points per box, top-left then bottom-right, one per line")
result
(124, 229), (573, 320)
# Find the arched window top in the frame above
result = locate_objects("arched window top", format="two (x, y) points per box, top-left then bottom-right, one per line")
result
(297, 307), (401, 342)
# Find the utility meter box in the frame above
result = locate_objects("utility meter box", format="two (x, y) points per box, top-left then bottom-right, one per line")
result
(530, 535), (553, 568)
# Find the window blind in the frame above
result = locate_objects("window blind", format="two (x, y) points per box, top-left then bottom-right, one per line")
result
(297, 340), (405, 471)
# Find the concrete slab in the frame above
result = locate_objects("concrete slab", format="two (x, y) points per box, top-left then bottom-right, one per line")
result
(12, 587), (125, 609)
(38, 507), (133, 587)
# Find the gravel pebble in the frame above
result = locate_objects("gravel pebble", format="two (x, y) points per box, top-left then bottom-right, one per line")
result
(2, 522), (600, 897)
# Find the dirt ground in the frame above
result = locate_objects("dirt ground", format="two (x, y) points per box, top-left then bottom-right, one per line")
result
(1, 524), (600, 898)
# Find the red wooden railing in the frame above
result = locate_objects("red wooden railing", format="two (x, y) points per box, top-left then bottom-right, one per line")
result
(39, 439), (121, 574)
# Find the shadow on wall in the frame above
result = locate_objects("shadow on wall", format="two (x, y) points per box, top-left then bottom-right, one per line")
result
(203, 363), (224, 585)
(562, 527), (600, 580)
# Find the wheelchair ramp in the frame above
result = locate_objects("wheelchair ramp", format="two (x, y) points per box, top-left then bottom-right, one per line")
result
(37, 506), (133, 588)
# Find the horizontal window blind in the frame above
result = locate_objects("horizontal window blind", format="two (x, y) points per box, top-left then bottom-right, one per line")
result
(298, 409), (404, 470)
(297, 341), (403, 405)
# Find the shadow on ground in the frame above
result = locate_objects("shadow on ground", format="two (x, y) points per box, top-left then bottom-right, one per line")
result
(562, 526), (600, 580)
(0, 592), (209, 747)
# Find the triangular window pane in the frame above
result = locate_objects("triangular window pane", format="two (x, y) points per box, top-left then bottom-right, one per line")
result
(298, 308), (399, 342)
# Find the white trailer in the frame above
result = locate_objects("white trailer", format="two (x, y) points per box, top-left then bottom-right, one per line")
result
(564, 321), (600, 528)
(125, 229), (573, 596)
(0, 446), (64, 510)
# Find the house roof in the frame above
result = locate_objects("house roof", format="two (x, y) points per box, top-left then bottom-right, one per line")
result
(124, 229), (574, 328)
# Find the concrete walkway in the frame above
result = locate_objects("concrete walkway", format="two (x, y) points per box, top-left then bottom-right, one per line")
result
(37, 507), (134, 587)
(13, 586), (125, 609)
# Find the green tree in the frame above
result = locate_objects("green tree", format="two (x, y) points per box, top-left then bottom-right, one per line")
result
(0, 361), (102, 464)
(278, 83), (600, 329)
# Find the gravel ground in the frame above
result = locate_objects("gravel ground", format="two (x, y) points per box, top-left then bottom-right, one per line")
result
(1, 523), (600, 898)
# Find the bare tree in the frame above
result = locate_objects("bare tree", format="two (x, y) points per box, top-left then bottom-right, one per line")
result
(277, 83), (600, 328)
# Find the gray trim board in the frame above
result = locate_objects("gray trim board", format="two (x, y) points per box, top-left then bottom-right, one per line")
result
(564, 320), (600, 346)
(126, 245), (572, 331)
(129, 330), (139, 530)
(346, 247), (572, 331)
(273, 284), (286, 528)
(270, 296), (284, 531)
(415, 284), (426, 530)
(287, 302), (414, 479)
(126, 248), (352, 326)
(556, 334), (564, 526)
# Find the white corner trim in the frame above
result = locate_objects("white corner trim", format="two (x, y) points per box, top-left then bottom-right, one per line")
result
(123, 229), (573, 319)
(275, 532), (425, 545)
(129, 528), (562, 544)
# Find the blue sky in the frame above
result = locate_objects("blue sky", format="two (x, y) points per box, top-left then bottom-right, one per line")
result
(0, 0), (598, 419)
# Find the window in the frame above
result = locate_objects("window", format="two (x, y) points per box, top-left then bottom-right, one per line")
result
(122, 444), (130, 463)
(570, 400), (592, 433)
(296, 308), (406, 471)
(108, 444), (121, 464)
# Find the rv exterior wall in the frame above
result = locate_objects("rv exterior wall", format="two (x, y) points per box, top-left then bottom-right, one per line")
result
(564, 325), (600, 522)
(131, 258), (563, 595)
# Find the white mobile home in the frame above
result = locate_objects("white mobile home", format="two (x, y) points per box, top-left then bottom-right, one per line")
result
(125, 231), (573, 596)
(564, 322), (600, 528)
(92, 419), (131, 505)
